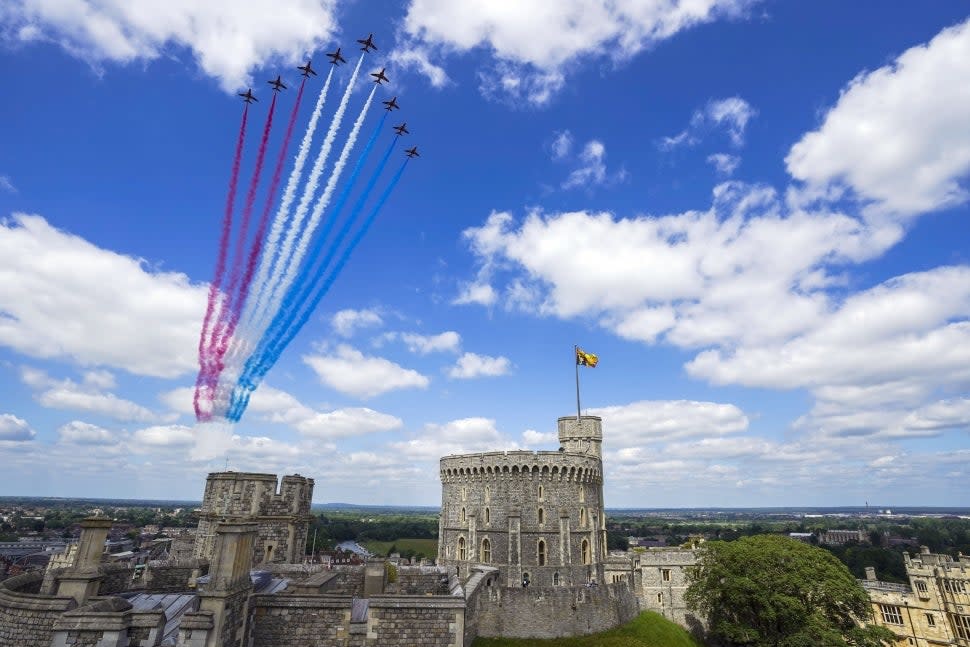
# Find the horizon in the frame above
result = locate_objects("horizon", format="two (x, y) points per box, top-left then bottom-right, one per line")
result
(0, 2), (967, 507)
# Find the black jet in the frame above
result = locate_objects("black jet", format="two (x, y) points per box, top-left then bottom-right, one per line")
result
(357, 33), (377, 52)
(371, 68), (389, 85)
(393, 122), (409, 136)
(382, 96), (399, 111)
(405, 146), (419, 158)
(238, 88), (257, 104)
(298, 59), (317, 77)
(326, 48), (346, 66)
(268, 75), (287, 92)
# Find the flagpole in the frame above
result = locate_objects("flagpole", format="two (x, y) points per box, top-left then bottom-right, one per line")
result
(575, 345), (581, 421)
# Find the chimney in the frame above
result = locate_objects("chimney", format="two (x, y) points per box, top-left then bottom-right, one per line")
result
(865, 567), (876, 581)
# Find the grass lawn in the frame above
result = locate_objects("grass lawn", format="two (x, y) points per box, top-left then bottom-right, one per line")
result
(360, 538), (438, 558)
(472, 612), (702, 647)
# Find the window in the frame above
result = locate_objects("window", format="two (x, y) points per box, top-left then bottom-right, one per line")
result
(481, 538), (491, 563)
(915, 579), (928, 593)
(538, 485), (544, 501)
(925, 613), (935, 627)
(537, 540), (546, 566)
(580, 508), (587, 527)
(538, 507), (545, 525)
(460, 507), (466, 522)
(657, 593), (663, 605)
(943, 579), (968, 594)
(954, 615), (970, 641)
(553, 572), (560, 586)
(484, 507), (490, 524)
(880, 604), (903, 625)
(662, 569), (671, 582)
(457, 537), (466, 561)
(582, 539), (590, 565)
(484, 486), (490, 502)
(461, 486), (467, 501)
(579, 487), (585, 503)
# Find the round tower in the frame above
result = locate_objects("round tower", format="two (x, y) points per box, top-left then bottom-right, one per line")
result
(558, 415), (603, 458)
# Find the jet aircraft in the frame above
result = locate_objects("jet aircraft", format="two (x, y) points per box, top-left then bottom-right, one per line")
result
(382, 96), (399, 111)
(405, 146), (419, 158)
(268, 75), (287, 92)
(393, 122), (409, 136)
(371, 68), (389, 85)
(358, 34), (377, 52)
(326, 48), (346, 65)
(298, 60), (317, 77)
(238, 89), (257, 104)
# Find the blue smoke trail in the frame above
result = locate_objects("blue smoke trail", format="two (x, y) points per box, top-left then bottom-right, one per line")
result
(228, 118), (390, 421)
(229, 155), (409, 422)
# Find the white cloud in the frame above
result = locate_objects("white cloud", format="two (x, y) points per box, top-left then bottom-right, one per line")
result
(132, 424), (196, 448)
(453, 281), (497, 307)
(393, 331), (461, 354)
(21, 367), (163, 422)
(1, 0), (340, 91)
(561, 139), (627, 190)
(390, 416), (515, 461)
(402, 0), (753, 104)
(0, 214), (205, 378)
(331, 308), (384, 338)
(787, 18), (970, 217)
(707, 153), (740, 176)
(295, 407), (403, 439)
(522, 429), (558, 446)
(661, 97), (756, 149)
(389, 44), (450, 88)
(57, 420), (116, 445)
(303, 345), (430, 398)
(0, 176), (15, 193)
(0, 413), (35, 441)
(550, 130), (573, 160)
(589, 400), (749, 448)
(447, 352), (512, 379)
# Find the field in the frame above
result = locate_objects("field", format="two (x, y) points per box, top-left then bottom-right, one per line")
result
(471, 612), (701, 647)
(360, 538), (438, 559)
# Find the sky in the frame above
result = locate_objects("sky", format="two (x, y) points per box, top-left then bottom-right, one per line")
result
(0, 0), (968, 508)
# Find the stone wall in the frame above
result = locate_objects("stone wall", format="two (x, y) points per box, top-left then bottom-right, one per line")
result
(248, 596), (350, 646)
(635, 548), (703, 630)
(367, 597), (464, 647)
(0, 572), (77, 647)
(97, 563), (135, 595)
(142, 559), (208, 592)
(390, 567), (450, 595)
(316, 569), (364, 596)
(469, 581), (639, 639)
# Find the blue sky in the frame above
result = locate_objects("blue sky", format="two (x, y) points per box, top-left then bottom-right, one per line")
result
(0, 1), (967, 507)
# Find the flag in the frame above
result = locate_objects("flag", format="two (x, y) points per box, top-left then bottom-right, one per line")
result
(576, 347), (598, 367)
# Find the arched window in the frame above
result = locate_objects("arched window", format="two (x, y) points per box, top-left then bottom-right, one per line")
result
(538, 507), (545, 525)
(460, 507), (466, 522)
(461, 486), (467, 501)
(537, 539), (546, 566)
(537, 485), (544, 501)
(458, 536), (466, 561)
(481, 538), (491, 563)
(582, 539), (590, 565)
(580, 507), (587, 527)
(579, 487), (585, 503)
(484, 486), (491, 502)
(553, 572), (560, 586)
(484, 507), (490, 524)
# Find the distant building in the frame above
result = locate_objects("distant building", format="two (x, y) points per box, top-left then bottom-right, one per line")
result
(864, 547), (970, 646)
(788, 532), (813, 543)
(821, 529), (867, 545)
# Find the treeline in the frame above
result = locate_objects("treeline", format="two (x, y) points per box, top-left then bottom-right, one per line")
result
(307, 514), (438, 551)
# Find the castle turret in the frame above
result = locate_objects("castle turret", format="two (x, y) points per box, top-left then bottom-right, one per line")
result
(558, 415), (602, 458)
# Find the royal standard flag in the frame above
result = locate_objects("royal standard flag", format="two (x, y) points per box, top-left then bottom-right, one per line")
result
(576, 347), (598, 367)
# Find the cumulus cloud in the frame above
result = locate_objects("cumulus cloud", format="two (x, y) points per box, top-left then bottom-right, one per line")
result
(389, 44), (450, 88)
(560, 139), (627, 190)
(390, 416), (515, 461)
(550, 130), (573, 160)
(707, 153), (740, 176)
(331, 308), (384, 338)
(453, 281), (497, 307)
(0, 214), (205, 378)
(401, 0), (753, 104)
(1, 0), (340, 91)
(787, 18), (970, 217)
(132, 424), (195, 448)
(22, 367), (163, 422)
(447, 352), (512, 379)
(57, 420), (116, 445)
(295, 407), (403, 439)
(0, 413), (35, 441)
(392, 331), (461, 354)
(661, 97), (757, 149)
(303, 345), (430, 398)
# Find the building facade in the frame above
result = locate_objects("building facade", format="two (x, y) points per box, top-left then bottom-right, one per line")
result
(438, 416), (609, 588)
(865, 548), (970, 646)
(193, 471), (314, 565)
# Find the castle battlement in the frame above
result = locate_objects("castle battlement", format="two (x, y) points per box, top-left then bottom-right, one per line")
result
(440, 452), (602, 484)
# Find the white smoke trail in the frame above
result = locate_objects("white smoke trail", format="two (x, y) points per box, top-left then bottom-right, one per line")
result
(224, 55), (366, 408)
(213, 68), (335, 417)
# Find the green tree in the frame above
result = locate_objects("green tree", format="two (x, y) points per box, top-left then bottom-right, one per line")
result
(685, 535), (895, 647)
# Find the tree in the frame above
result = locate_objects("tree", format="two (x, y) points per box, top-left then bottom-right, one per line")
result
(685, 535), (895, 647)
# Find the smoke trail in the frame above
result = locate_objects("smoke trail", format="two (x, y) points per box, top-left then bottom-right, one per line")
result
(227, 86), (378, 420)
(208, 93), (277, 372)
(208, 80), (307, 418)
(230, 68), (334, 369)
(229, 158), (409, 422)
(193, 104), (249, 421)
(242, 56), (366, 368)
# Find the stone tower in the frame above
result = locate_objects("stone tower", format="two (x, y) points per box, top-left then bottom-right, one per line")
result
(193, 471), (314, 565)
(437, 415), (608, 588)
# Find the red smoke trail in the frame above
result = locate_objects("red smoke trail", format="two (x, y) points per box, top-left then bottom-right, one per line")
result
(194, 104), (249, 421)
(208, 94), (278, 367)
(212, 80), (307, 382)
